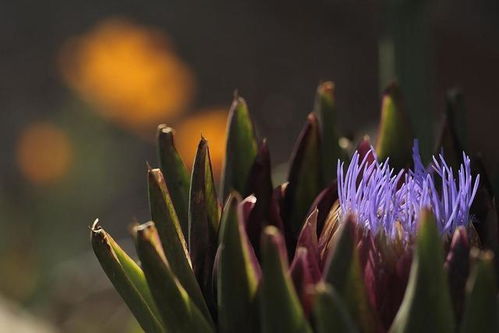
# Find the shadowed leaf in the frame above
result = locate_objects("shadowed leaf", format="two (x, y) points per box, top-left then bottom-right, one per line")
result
(289, 247), (315, 316)
(134, 222), (214, 332)
(90, 220), (164, 333)
(295, 209), (321, 282)
(313, 283), (358, 333)
(157, 125), (190, 236)
(147, 168), (211, 321)
(324, 216), (377, 332)
(260, 226), (312, 333)
(307, 182), (338, 240)
(444, 227), (470, 321)
(245, 140), (283, 257)
(314, 81), (345, 184)
(189, 137), (221, 311)
(390, 209), (455, 333)
(218, 193), (260, 333)
(435, 91), (469, 169)
(375, 83), (413, 169)
(284, 113), (323, 248)
(460, 249), (497, 333)
(221, 96), (258, 200)
(357, 136), (375, 166)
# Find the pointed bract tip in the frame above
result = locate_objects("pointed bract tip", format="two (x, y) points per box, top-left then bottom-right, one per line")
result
(135, 221), (155, 233)
(306, 112), (319, 124)
(91, 218), (101, 232)
(263, 225), (281, 241)
(230, 91), (247, 108)
(157, 124), (174, 134)
(318, 81), (335, 95)
(417, 208), (436, 229)
(450, 226), (469, 249)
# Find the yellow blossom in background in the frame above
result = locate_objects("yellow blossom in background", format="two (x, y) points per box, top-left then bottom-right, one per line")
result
(16, 122), (73, 185)
(175, 109), (228, 178)
(59, 18), (194, 132)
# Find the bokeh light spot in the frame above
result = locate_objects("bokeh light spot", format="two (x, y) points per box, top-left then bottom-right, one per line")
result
(59, 18), (194, 132)
(175, 109), (228, 178)
(16, 122), (73, 185)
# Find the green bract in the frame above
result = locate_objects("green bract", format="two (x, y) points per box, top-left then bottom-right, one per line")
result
(91, 82), (498, 332)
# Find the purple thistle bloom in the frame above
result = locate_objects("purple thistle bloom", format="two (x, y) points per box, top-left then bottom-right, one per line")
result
(337, 141), (480, 241)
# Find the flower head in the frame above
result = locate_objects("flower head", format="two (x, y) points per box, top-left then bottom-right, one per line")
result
(337, 141), (480, 241)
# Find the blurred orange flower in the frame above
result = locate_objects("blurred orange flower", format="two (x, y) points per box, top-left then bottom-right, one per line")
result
(17, 122), (73, 185)
(175, 108), (228, 178)
(59, 18), (194, 132)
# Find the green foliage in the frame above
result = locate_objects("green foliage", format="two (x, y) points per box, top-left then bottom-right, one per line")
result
(157, 125), (190, 236)
(217, 194), (260, 332)
(90, 220), (164, 332)
(460, 250), (497, 333)
(390, 210), (455, 333)
(220, 96), (258, 200)
(375, 83), (413, 169)
(313, 283), (358, 333)
(284, 113), (323, 244)
(188, 137), (220, 310)
(134, 222), (213, 332)
(91, 84), (498, 333)
(260, 226), (312, 333)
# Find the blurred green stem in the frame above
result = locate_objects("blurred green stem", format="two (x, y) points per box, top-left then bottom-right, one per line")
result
(379, 0), (433, 162)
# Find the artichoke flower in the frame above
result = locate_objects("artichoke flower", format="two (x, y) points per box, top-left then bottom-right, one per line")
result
(91, 82), (498, 332)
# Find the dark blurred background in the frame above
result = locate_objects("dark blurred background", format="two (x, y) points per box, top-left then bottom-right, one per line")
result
(0, 0), (498, 331)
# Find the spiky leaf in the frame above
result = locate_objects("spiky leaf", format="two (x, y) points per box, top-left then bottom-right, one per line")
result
(390, 209), (455, 333)
(134, 222), (214, 332)
(314, 81), (345, 184)
(245, 140), (278, 257)
(324, 216), (377, 332)
(375, 83), (412, 169)
(460, 250), (497, 333)
(218, 193), (260, 333)
(189, 138), (220, 309)
(260, 226), (312, 333)
(313, 283), (358, 333)
(284, 113), (323, 245)
(444, 227), (470, 320)
(289, 247), (314, 316)
(147, 168), (211, 320)
(157, 125), (190, 235)
(221, 96), (258, 200)
(90, 220), (164, 333)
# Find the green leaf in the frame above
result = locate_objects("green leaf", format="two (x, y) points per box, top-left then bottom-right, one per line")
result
(375, 83), (413, 169)
(460, 250), (497, 333)
(313, 283), (358, 333)
(134, 222), (214, 332)
(435, 91), (468, 170)
(218, 193), (260, 333)
(220, 95), (258, 200)
(284, 113), (323, 244)
(189, 137), (221, 309)
(314, 81), (345, 184)
(390, 209), (455, 333)
(90, 220), (165, 333)
(147, 168), (211, 321)
(323, 216), (377, 332)
(157, 124), (190, 236)
(260, 226), (312, 333)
